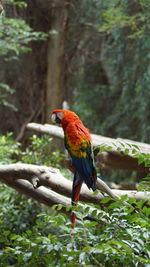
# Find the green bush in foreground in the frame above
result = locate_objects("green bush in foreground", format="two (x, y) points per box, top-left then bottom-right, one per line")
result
(0, 133), (150, 266)
(0, 192), (150, 267)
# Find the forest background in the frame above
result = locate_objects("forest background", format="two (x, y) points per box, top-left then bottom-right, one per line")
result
(0, 0), (150, 266)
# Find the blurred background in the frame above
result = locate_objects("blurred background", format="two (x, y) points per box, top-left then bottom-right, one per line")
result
(0, 2), (150, 266)
(1, 0), (150, 143)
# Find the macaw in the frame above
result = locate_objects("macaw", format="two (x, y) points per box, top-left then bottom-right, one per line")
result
(51, 109), (97, 228)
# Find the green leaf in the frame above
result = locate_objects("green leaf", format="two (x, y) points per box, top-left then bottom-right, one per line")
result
(56, 205), (63, 211)
(124, 148), (129, 155)
(91, 209), (98, 217)
(23, 252), (32, 262)
(10, 234), (20, 240)
(85, 221), (98, 227)
(101, 196), (111, 204)
(131, 144), (140, 151)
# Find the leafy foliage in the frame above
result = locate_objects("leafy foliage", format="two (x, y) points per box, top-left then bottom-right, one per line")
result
(0, 0), (150, 263)
(0, 83), (17, 111)
(98, 141), (150, 183)
(0, 190), (150, 266)
(0, 133), (64, 167)
(0, 0), (48, 110)
(0, 133), (150, 266)
(71, 0), (150, 143)
(0, 183), (42, 234)
(98, 0), (150, 38)
(21, 134), (65, 167)
(0, 132), (20, 164)
(0, 13), (47, 57)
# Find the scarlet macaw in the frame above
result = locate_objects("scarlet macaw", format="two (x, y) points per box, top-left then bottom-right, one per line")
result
(51, 109), (97, 228)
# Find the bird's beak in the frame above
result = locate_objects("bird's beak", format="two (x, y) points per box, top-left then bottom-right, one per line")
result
(51, 113), (56, 123)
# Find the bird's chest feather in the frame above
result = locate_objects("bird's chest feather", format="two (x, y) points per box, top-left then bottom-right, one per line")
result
(64, 130), (90, 159)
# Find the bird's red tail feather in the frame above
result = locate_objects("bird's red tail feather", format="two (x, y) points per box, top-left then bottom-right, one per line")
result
(71, 180), (82, 229)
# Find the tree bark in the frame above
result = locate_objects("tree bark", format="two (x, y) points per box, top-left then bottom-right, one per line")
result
(26, 122), (150, 173)
(0, 163), (149, 203)
(0, 0), (70, 137)
(0, 1), (3, 14)
(1, 176), (109, 225)
(46, 0), (69, 122)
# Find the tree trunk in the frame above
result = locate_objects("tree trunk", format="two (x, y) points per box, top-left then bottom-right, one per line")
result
(46, 0), (69, 122)
(0, 0), (70, 137)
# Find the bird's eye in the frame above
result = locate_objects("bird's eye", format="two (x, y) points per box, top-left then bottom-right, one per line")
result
(56, 112), (63, 124)
(51, 112), (63, 124)
(55, 116), (61, 124)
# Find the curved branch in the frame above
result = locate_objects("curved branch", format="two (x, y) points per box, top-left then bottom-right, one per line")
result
(0, 174), (107, 225)
(0, 163), (149, 202)
(2, 178), (70, 208)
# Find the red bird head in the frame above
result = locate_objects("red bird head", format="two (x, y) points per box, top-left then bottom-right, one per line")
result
(51, 109), (79, 128)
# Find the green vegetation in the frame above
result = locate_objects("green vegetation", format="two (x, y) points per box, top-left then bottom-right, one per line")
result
(0, 0), (150, 266)
(21, 134), (65, 167)
(0, 133), (63, 167)
(0, 134), (150, 266)
(0, 0), (47, 110)
(0, 132), (20, 164)
(72, 0), (150, 143)
(1, 195), (150, 266)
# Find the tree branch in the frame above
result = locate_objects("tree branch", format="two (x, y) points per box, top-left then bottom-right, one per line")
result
(1, 177), (70, 208)
(0, 170), (107, 225)
(26, 123), (150, 173)
(96, 151), (148, 172)
(26, 123), (150, 153)
(0, 163), (149, 202)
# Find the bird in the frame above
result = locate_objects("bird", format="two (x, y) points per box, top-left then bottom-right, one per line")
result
(51, 109), (97, 228)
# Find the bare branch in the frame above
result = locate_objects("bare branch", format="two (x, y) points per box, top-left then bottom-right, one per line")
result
(31, 176), (40, 188)
(27, 123), (64, 139)
(1, 177), (70, 208)
(0, 163), (149, 202)
(96, 151), (148, 172)
(26, 123), (150, 173)
(26, 123), (150, 153)
(0, 171), (107, 225)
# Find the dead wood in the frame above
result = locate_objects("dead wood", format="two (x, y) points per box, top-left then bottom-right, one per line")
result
(26, 123), (150, 173)
(0, 163), (149, 203)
